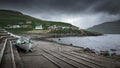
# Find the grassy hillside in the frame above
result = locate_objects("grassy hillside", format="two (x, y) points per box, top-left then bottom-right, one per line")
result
(0, 9), (73, 28)
(87, 20), (120, 34)
(0, 9), (102, 36)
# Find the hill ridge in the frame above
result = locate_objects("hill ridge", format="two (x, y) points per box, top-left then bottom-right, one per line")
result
(0, 9), (23, 15)
(87, 20), (120, 34)
(0, 9), (73, 28)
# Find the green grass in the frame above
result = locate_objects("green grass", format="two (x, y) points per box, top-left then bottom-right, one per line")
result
(0, 9), (73, 30)
(0, 11), (73, 34)
(0, 10), (102, 36)
(0, 10), (73, 28)
(5, 28), (32, 34)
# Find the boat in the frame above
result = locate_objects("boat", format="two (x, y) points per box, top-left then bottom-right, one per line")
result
(17, 43), (32, 52)
(15, 36), (33, 52)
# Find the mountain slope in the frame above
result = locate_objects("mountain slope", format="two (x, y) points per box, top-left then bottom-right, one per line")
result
(0, 9), (102, 35)
(0, 9), (73, 28)
(87, 20), (120, 34)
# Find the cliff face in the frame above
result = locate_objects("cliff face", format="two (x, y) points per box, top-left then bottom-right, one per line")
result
(87, 20), (120, 34)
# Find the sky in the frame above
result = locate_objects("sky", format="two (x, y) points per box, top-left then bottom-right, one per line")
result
(0, 0), (120, 29)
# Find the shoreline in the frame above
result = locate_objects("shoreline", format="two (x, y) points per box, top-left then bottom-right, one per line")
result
(35, 37), (85, 49)
(34, 37), (120, 61)
(17, 33), (120, 61)
(18, 33), (120, 55)
(31, 34), (98, 54)
(24, 33), (103, 39)
(21, 33), (102, 54)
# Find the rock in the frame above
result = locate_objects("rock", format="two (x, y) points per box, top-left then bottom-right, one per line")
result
(84, 48), (96, 53)
(58, 38), (61, 40)
(111, 53), (116, 56)
(70, 44), (73, 46)
(84, 48), (91, 52)
(100, 51), (109, 56)
(111, 49), (116, 51)
(91, 49), (96, 53)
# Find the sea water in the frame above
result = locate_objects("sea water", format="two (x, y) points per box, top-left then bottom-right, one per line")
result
(47, 34), (120, 55)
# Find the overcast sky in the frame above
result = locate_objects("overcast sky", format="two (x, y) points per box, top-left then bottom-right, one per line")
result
(0, 0), (120, 29)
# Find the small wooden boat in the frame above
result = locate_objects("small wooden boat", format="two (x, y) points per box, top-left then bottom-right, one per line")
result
(17, 43), (32, 52)
(15, 36), (33, 52)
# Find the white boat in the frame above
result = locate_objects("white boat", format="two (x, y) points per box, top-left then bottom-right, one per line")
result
(15, 36), (33, 52)
(17, 43), (32, 52)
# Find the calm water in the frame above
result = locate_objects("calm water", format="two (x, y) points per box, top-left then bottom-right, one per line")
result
(47, 34), (120, 55)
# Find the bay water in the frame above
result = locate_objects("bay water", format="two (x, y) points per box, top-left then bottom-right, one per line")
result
(47, 34), (120, 55)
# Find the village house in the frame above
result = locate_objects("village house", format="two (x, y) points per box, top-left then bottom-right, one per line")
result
(26, 21), (32, 24)
(61, 26), (70, 29)
(18, 22), (25, 25)
(48, 27), (62, 31)
(35, 25), (43, 29)
(5, 25), (20, 28)
(70, 26), (79, 30)
(12, 25), (20, 28)
(48, 25), (61, 30)
(48, 25), (79, 31)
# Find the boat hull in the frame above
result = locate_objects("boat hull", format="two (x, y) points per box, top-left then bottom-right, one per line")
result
(17, 43), (32, 51)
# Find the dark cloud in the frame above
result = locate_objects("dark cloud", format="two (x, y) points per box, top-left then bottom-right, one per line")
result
(0, 0), (120, 14)
(94, 0), (120, 14)
(0, 0), (120, 28)
(0, 0), (29, 3)
(30, 0), (98, 14)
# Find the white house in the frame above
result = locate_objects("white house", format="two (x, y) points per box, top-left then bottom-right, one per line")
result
(12, 25), (20, 28)
(35, 25), (43, 29)
(5, 25), (20, 28)
(26, 21), (32, 24)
